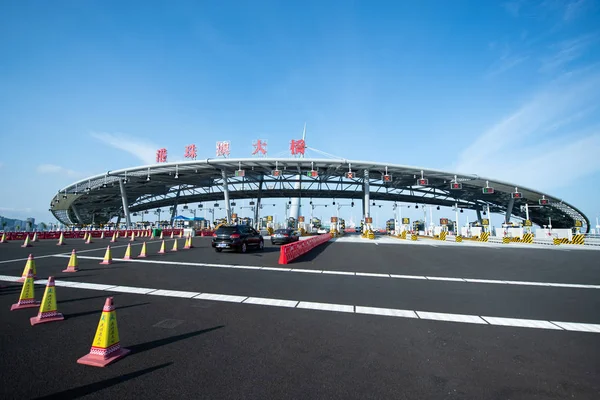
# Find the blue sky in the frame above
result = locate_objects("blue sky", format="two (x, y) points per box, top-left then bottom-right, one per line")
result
(1, 0), (599, 228)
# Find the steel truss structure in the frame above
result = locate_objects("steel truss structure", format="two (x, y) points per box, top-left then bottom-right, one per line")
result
(49, 158), (589, 232)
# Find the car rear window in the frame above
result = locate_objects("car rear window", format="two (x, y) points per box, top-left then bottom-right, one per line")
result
(216, 227), (238, 234)
(275, 229), (290, 234)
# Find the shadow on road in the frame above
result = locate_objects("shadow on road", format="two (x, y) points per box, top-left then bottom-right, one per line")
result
(128, 325), (225, 355)
(58, 294), (118, 304)
(33, 362), (173, 399)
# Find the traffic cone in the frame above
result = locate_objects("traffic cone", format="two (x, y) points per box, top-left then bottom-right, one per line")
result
(138, 242), (147, 258)
(83, 232), (88, 241)
(18, 254), (37, 282)
(30, 277), (64, 325)
(62, 249), (79, 272)
(150, 231), (155, 239)
(130, 231), (135, 242)
(178, 231), (183, 239)
(57, 232), (65, 246)
(184, 235), (193, 249)
(158, 240), (166, 254)
(159, 231), (163, 240)
(85, 232), (93, 244)
(32, 232), (39, 242)
(110, 232), (117, 243)
(123, 243), (132, 260)
(0, 232), (7, 243)
(10, 269), (40, 310)
(100, 246), (113, 265)
(171, 239), (178, 252)
(21, 235), (32, 248)
(170, 231), (174, 239)
(77, 297), (130, 367)
(101, 231), (105, 240)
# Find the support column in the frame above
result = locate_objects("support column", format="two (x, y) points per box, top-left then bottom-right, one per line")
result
(476, 209), (482, 223)
(363, 169), (370, 232)
(505, 197), (515, 224)
(118, 179), (132, 229)
(71, 205), (84, 225)
(222, 170), (231, 223)
(254, 177), (263, 230)
(169, 187), (181, 227)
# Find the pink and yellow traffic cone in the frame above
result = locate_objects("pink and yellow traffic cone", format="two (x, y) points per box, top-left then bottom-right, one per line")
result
(171, 239), (178, 252)
(85, 232), (93, 244)
(137, 242), (147, 258)
(0, 232), (7, 243)
(100, 246), (113, 265)
(77, 297), (130, 367)
(110, 232), (117, 243)
(157, 240), (166, 255)
(10, 269), (40, 310)
(30, 277), (64, 325)
(56, 232), (66, 246)
(130, 231), (135, 242)
(62, 249), (79, 272)
(21, 235), (32, 248)
(123, 243), (132, 260)
(18, 254), (37, 282)
(32, 232), (39, 242)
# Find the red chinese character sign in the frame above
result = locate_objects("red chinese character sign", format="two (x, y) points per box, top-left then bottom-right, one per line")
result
(290, 139), (306, 156)
(216, 141), (230, 158)
(184, 144), (197, 160)
(252, 139), (268, 157)
(156, 148), (168, 163)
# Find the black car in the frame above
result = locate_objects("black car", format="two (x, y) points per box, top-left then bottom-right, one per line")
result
(212, 225), (264, 253)
(271, 228), (301, 245)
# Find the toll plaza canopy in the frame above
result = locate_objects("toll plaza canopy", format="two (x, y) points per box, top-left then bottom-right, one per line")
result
(49, 158), (590, 232)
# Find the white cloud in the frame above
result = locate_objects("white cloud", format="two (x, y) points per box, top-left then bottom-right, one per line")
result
(90, 132), (158, 165)
(36, 164), (82, 177)
(455, 69), (600, 190)
(540, 33), (599, 72)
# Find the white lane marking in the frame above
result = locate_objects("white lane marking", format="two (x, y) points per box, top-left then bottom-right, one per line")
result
(355, 306), (418, 318)
(149, 289), (200, 298)
(0, 254), (65, 265)
(1, 274), (599, 333)
(416, 311), (488, 325)
(551, 321), (600, 333)
(321, 270), (355, 275)
(110, 286), (157, 294)
(291, 269), (322, 273)
(356, 272), (390, 278)
(193, 293), (247, 303)
(296, 301), (354, 313)
(426, 277), (465, 282)
(48, 255), (600, 290)
(482, 316), (563, 330)
(243, 297), (299, 308)
(374, 242), (379, 246)
(390, 274), (427, 280)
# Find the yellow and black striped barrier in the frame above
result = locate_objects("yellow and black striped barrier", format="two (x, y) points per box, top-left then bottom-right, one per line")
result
(571, 234), (585, 245)
(411, 234), (418, 241)
(553, 238), (561, 245)
(479, 232), (490, 242)
(439, 231), (447, 241)
(455, 235), (462, 243)
(400, 231), (407, 239)
(502, 237), (510, 244)
(522, 233), (534, 243)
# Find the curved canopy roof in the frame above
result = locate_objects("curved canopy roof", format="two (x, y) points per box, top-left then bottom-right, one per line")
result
(49, 158), (589, 232)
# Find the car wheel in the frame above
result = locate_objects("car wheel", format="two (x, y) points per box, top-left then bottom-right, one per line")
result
(215, 248), (222, 253)
(259, 240), (264, 251)
(240, 242), (247, 253)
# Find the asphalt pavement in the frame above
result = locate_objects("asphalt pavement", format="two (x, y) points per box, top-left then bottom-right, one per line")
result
(0, 235), (599, 399)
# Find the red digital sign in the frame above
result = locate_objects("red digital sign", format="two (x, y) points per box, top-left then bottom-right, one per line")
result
(539, 198), (549, 205)
(450, 183), (462, 190)
(482, 187), (495, 194)
(512, 192), (522, 199)
(417, 178), (428, 185)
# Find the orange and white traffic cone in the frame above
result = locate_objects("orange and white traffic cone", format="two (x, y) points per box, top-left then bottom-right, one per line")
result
(77, 297), (130, 367)
(100, 246), (113, 265)
(170, 231), (174, 239)
(0, 232), (7, 243)
(18, 254), (37, 282)
(159, 231), (164, 240)
(110, 232), (117, 243)
(130, 231), (135, 242)
(32, 232), (39, 242)
(21, 235), (32, 248)
(158, 240), (166, 254)
(138, 242), (147, 258)
(123, 243), (132, 260)
(83, 232), (88, 241)
(184, 235), (193, 249)
(62, 249), (79, 272)
(10, 269), (40, 310)
(85, 232), (93, 244)
(30, 277), (64, 325)
(56, 232), (65, 246)
(171, 239), (178, 252)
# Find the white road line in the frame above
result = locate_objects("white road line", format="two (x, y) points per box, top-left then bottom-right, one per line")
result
(355, 306), (418, 318)
(356, 272), (390, 278)
(149, 289), (200, 298)
(109, 286), (157, 294)
(0, 254), (66, 264)
(482, 316), (563, 330)
(426, 277), (465, 282)
(551, 321), (600, 333)
(296, 301), (354, 313)
(243, 297), (299, 308)
(1, 274), (599, 333)
(44, 255), (600, 290)
(416, 311), (488, 325)
(193, 293), (247, 303)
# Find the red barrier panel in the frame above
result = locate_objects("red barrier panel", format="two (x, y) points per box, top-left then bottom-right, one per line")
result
(278, 234), (331, 264)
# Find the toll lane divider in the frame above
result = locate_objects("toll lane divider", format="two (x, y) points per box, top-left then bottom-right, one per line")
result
(278, 234), (332, 264)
